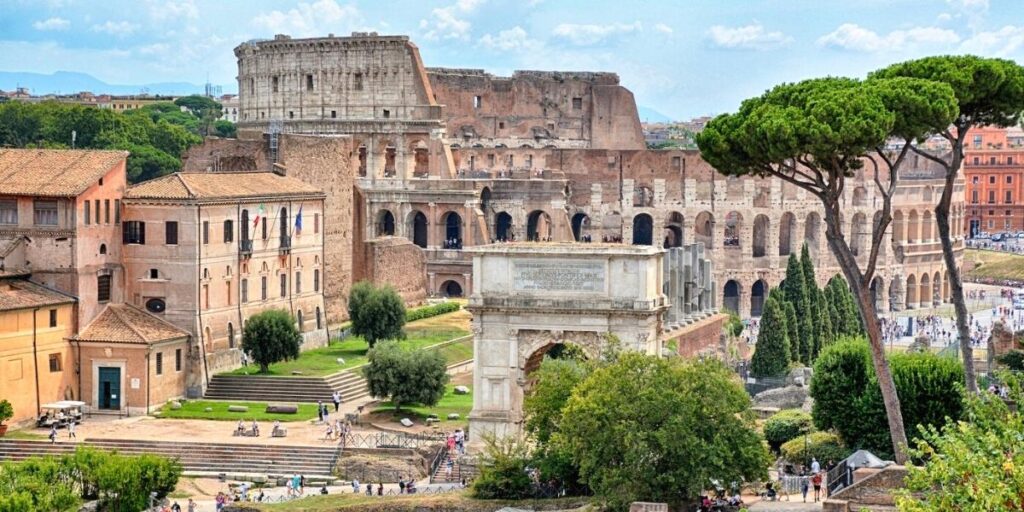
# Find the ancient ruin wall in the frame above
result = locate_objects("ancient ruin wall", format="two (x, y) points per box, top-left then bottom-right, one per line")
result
(359, 237), (427, 306)
(181, 137), (270, 172)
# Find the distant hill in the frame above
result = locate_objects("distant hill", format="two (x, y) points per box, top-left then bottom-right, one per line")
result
(637, 105), (673, 123)
(0, 70), (236, 96)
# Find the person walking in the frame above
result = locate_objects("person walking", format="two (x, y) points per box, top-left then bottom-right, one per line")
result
(812, 471), (823, 502)
(801, 474), (810, 503)
(67, 419), (76, 440)
(317, 400), (324, 423)
(332, 391), (341, 412)
(187, 499), (196, 512)
(811, 457), (821, 474)
(49, 424), (58, 444)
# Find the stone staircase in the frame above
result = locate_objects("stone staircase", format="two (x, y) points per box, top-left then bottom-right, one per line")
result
(204, 370), (369, 404)
(429, 452), (477, 484)
(0, 438), (341, 479)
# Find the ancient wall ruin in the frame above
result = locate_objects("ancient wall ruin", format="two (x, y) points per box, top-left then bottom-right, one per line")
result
(358, 236), (427, 306)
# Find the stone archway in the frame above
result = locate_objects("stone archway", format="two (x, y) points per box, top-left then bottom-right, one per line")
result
(519, 330), (603, 376)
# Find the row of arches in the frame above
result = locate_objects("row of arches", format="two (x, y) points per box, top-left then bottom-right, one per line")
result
(374, 207), (558, 246)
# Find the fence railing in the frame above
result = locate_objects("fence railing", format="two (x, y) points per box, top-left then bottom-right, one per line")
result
(343, 432), (446, 450)
(826, 459), (853, 497)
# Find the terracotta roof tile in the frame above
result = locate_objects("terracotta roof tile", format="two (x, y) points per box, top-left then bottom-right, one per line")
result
(125, 172), (323, 201)
(0, 278), (76, 311)
(0, 149), (127, 197)
(73, 303), (189, 344)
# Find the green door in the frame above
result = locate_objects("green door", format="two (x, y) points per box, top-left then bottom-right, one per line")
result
(98, 367), (121, 410)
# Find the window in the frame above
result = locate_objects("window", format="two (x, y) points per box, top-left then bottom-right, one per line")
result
(149, 268), (159, 279)
(202, 284), (209, 309)
(572, 97), (583, 110)
(115, 199), (120, 224)
(48, 354), (61, 372)
(262, 218), (268, 240)
(155, 352), (163, 375)
(123, 221), (146, 244)
(473, 95), (482, 108)
(1010, 157), (1015, 165)
(1008, 210), (1014, 216)
(250, 78), (255, 94)
(331, 110), (337, 118)
(84, 200), (91, 225)
(383, 109), (390, 118)
(104, 199), (110, 224)
(240, 210), (249, 241)
(314, 269), (320, 292)
(297, 310), (303, 332)
(99, 244), (106, 255)
(353, 72), (363, 91)
(203, 221), (209, 244)
(991, 157), (998, 165)
(272, 76), (279, 92)
(223, 220), (234, 243)
(289, 111), (294, 119)
(314, 213), (319, 234)
(241, 278), (248, 303)
(99, 177), (103, 186)
(226, 281), (232, 306)
(488, 154), (495, 167)
(306, 74), (314, 91)
(1007, 190), (1014, 204)
(165, 221), (178, 245)
(97, 275), (111, 302)
(49, 309), (57, 328)
(1008, 176), (1014, 184)
(295, 271), (302, 294)
(972, 176), (980, 184)
(990, 175), (997, 184)
(498, 121), (505, 129)
(175, 348), (182, 372)
(261, 276), (268, 300)
(989, 190), (996, 204)
(94, 200), (99, 223)
(34, 200), (58, 225)
(974, 156), (981, 165)
(145, 298), (166, 313)
(280, 273), (287, 297)
(0, 200), (16, 225)
(974, 134), (983, 148)
(972, 190), (979, 204)
(228, 323), (235, 349)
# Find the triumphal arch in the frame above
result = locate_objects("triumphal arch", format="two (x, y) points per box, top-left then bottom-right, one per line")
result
(467, 242), (716, 440)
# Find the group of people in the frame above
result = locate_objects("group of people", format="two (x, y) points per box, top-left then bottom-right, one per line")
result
(771, 457), (830, 504)
(442, 238), (463, 249)
(235, 419), (260, 437)
(48, 419), (75, 443)
(351, 479), (415, 495)
(161, 498), (197, 512)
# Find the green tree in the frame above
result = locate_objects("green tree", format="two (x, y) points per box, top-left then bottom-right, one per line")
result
(348, 282), (406, 347)
(872, 57), (1024, 395)
(783, 300), (800, 364)
(763, 409), (813, 452)
(471, 435), (535, 500)
(751, 295), (791, 378)
(214, 120), (237, 138)
(697, 75), (959, 463)
(557, 354), (769, 510)
(363, 340), (448, 412)
(825, 275), (864, 338)
(780, 431), (851, 467)
(782, 254), (813, 364)
(522, 357), (591, 493)
(241, 309), (302, 373)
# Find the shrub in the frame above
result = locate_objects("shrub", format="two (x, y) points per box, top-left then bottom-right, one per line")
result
(0, 399), (12, 425)
(363, 340), (448, 411)
(725, 312), (743, 338)
(471, 435), (534, 500)
(780, 431), (850, 466)
(406, 301), (460, 322)
(997, 349), (1024, 371)
(763, 409), (812, 452)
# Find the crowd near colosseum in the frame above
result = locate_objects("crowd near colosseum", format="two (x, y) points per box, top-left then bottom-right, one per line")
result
(186, 31), (965, 323)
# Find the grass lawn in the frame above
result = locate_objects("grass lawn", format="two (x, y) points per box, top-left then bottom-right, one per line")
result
(155, 400), (320, 422)
(2, 429), (48, 440)
(371, 384), (473, 427)
(965, 249), (1024, 281)
(223, 309), (471, 377)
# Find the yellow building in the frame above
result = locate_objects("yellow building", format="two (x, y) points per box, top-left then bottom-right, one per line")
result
(0, 275), (77, 426)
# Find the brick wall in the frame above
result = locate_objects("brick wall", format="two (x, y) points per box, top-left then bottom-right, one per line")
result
(669, 313), (726, 357)
(359, 237), (427, 306)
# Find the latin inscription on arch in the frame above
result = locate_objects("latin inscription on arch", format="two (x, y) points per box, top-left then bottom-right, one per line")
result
(513, 259), (604, 292)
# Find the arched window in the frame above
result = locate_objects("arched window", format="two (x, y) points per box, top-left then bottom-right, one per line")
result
(496, 212), (514, 242)
(99, 243), (107, 255)
(632, 213), (653, 245)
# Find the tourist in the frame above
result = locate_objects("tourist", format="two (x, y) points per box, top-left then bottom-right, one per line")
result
(171, 501), (181, 512)
(251, 420), (259, 437)
(241, 351), (248, 367)
(446, 433), (456, 453)
(187, 498), (196, 512)
(215, 492), (226, 512)
(333, 391), (341, 412)
(317, 400), (324, 422)
(811, 457), (820, 474)
(812, 471), (823, 502)
(445, 458), (454, 481)
(377, 482), (383, 496)
(236, 420), (245, 436)
(293, 474), (302, 496)
(300, 475), (306, 495)
(365, 482), (373, 496)
(801, 474), (810, 503)
(49, 424), (57, 444)
(352, 479), (360, 494)
(324, 423), (334, 441)
(285, 478), (294, 497)
(272, 420), (282, 437)
(320, 485), (328, 495)
(398, 477), (405, 494)
(67, 419), (76, 439)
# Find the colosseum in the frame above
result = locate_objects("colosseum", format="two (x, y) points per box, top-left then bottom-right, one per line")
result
(185, 32), (964, 322)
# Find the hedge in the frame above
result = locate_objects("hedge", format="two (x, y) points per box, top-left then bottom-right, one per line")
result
(764, 409), (812, 452)
(407, 301), (461, 322)
(780, 431), (851, 466)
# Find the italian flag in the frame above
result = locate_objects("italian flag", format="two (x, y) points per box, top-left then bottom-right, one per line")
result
(253, 203), (265, 228)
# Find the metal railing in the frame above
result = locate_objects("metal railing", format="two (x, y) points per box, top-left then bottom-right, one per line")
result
(239, 239), (253, 257)
(343, 432), (446, 450)
(278, 236), (292, 254)
(826, 459), (853, 497)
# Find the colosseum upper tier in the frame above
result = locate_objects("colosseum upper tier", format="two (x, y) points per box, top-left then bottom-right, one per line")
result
(185, 32), (964, 321)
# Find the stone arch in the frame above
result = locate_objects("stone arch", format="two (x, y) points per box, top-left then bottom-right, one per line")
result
(724, 211), (742, 248)
(906, 274), (917, 309)
(889, 275), (904, 311)
(519, 330), (603, 376)
(919, 273), (930, 309)
(695, 211), (714, 248)
(851, 212), (868, 256)
(779, 212), (796, 256)
(633, 185), (654, 207)
(751, 279), (768, 317)
(753, 214), (770, 257)
(440, 280), (463, 297)
(376, 209), (395, 236)
(480, 187), (492, 213)
(805, 212), (821, 256)
(442, 211), (463, 245)
(892, 210), (905, 244)
(632, 213), (653, 245)
(871, 276), (885, 312)
(907, 210), (919, 243)
(527, 210), (552, 241)
(572, 212), (590, 241)
(922, 210), (933, 242)
(664, 212), (684, 248)
(496, 211), (514, 241)
(723, 279), (740, 314)
(409, 210), (428, 248)
(852, 186), (868, 207)
(411, 139), (429, 177)
(933, 271), (942, 305)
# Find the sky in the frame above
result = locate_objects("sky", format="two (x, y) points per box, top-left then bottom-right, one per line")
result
(1, 0), (1023, 120)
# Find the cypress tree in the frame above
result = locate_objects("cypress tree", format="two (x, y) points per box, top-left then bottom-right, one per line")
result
(801, 245), (825, 358)
(782, 254), (813, 365)
(784, 300), (800, 363)
(751, 295), (791, 378)
(816, 289), (834, 357)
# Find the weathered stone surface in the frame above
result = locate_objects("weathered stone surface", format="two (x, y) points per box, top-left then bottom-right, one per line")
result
(447, 413), (460, 420)
(453, 385), (470, 395)
(753, 385), (809, 410)
(227, 405), (249, 413)
(169, 401), (182, 410)
(629, 503), (669, 512)
(265, 404), (298, 414)
(400, 418), (414, 427)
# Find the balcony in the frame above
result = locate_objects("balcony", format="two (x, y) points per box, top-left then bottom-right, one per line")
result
(239, 239), (253, 258)
(278, 236), (292, 255)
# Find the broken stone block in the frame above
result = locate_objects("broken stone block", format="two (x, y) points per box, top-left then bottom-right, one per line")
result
(400, 418), (414, 427)
(228, 405), (249, 413)
(453, 386), (470, 395)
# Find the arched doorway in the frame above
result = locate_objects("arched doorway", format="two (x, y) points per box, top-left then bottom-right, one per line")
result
(919, 273), (930, 309)
(871, 276), (884, 312)
(377, 209), (395, 236)
(527, 210), (552, 241)
(933, 271), (942, 306)
(664, 212), (683, 248)
(753, 214), (769, 257)
(751, 280), (767, 317)
(441, 280), (463, 297)
(496, 212), (513, 241)
(632, 213), (653, 245)
(724, 211), (742, 248)
(572, 212), (590, 241)
(779, 212), (795, 256)
(443, 211), (462, 248)
(523, 342), (588, 376)
(413, 141), (429, 177)
(480, 187), (492, 212)
(906, 274), (917, 310)
(723, 280), (740, 314)
(804, 212), (821, 256)
(851, 212), (867, 256)
(695, 211), (713, 248)
(411, 211), (428, 248)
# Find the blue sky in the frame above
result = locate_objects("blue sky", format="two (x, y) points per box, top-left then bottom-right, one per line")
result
(1, 0), (1022, 119)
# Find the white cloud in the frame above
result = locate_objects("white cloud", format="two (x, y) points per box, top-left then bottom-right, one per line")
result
(479, 26), (540, 52)
(960, 25), (1024, 57)
(32, 17), (70, 31)
(148, 0), (199, 21)
(552, 21), (643, 46)
(947, 0), (988, 10)
(420, 0), (482, 41)
(252, 0), (361, 37)
(816, 23), (960, 52)
(91, 20), (140, 36)
(937, 13), (953, 22)
(707, 23), (791, 50)
(654, 23), (673, 35)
